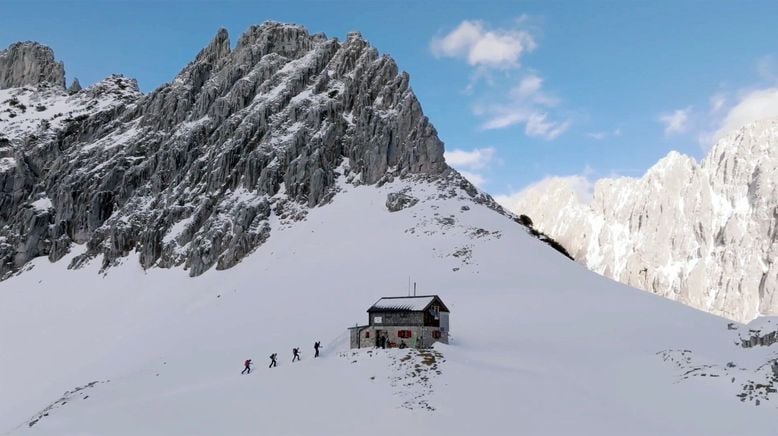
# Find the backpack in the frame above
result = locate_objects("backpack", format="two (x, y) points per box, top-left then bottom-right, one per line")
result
(244, 359), (251, 366)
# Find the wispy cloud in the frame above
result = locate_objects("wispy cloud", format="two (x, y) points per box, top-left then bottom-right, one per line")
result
(477, 74), (571, 140)
(495, 172), (595, 215)
(525, 113), (570, 140)
(444, 147), (496, 187)
(709, 94), (726, 114)
(671, 55), (778, 149)
(444, 147), (496, 169)
(586, 128), (621, 141)
(659, 108), (691, 135)
(459, 170), (487, 187)
(430, 20), (536, 70)
(714, 87), (778, 139)
(432, 18), (571, 141)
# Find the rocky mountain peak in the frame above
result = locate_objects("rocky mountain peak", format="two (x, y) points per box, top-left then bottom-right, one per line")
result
(0, 23), (450, 280)
(0, 41), (66, 89)
(188, 27), (231, 72)
(67, 77), (82, 94)
(514, 119), (778, 322)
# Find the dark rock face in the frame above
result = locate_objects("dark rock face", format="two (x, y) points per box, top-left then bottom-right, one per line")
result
(0, 42), (66, 89)
(386, 192), (419, 212)
(67, 78), (82, 94)
(0, 22), (448, 278)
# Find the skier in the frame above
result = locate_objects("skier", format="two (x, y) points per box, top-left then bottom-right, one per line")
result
(314, 341), (322, 358)
(241, 359), (252, 374)
(292, 347), (301, 362)
(269, 353), (277, 368)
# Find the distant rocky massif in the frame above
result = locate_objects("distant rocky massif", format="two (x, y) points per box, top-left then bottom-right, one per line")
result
(514, 120), (778, 322)
(0, 23), (561, 281)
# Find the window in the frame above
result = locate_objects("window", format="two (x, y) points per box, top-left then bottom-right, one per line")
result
(374, 316), (382, 324)
(432, 331), (441, 339)
(397, 330), (412, 338)
(365, 331), (370, 338)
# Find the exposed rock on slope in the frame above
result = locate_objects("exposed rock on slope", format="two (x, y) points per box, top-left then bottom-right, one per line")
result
(0, 42), (65, 89)
(0, 22), (548, 280)
(512, 120), (778, 322)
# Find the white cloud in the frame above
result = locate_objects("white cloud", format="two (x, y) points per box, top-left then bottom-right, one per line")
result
(495, 174), (595, 214)
(432, 18), (569, 141)
(445, 147), (496, 188)
(512, 74), (542, 98)
(478, 74), (571, 140)
(459, 170), (486, 187)
(480, 109), (528, 130)
(714, 87), (778, 139)
(431, 20), (536, 69)
(659, 108), (691, 135)
(480, 107), (570, 140)
(525, 113), (570, 140)
(444, 147), (496, 170)
(510, 74), (558, 107)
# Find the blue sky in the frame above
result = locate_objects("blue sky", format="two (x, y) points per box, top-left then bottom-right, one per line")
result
(4, 0), (778, 200)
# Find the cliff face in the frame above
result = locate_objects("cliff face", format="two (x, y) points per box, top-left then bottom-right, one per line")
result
(513, 120), (778, 322)
(0, 42), (65, 89)
(0, 22), (456, 279)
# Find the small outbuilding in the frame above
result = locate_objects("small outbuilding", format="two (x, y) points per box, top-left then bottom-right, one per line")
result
(349, 295), (450, 349)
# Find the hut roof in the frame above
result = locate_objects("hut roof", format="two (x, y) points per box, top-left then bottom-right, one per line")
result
(367, 295), (449, 313)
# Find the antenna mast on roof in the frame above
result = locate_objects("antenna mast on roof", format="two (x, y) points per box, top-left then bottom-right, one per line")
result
(414, 282), (417, 297)
(408, 276), (411, 297)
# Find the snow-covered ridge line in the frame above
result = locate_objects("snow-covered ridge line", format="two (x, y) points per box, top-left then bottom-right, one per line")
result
(512, 118), (778, 322)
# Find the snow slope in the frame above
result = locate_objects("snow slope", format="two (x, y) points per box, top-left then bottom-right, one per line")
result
(2, 176), (777, 435)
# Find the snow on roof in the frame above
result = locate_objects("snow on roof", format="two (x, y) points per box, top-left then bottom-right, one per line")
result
(368, 295), (442, 312)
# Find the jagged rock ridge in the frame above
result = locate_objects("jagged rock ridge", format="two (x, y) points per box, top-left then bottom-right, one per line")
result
(0, 22), (463, 279)
(0, 42), (65, 89)
(513, 119), (778, 322)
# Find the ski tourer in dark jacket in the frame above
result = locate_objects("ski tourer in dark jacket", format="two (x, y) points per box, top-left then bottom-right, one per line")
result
(314, 341), (322, 358)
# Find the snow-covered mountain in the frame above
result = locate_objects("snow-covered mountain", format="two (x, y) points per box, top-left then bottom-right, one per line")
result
(0, 23), (457, 280)
(2, 23), (778, 435)
(511, 120), (778, 323)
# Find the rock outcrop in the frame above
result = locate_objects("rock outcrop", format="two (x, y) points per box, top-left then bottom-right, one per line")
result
(0, 22), (451, 278)
(386, 192), (419, 212)
(67, 78), (82, 94)
(0, 42), (65, 89)
(512, 119), (778, 322)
